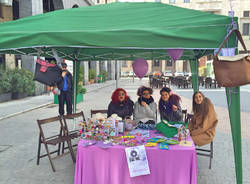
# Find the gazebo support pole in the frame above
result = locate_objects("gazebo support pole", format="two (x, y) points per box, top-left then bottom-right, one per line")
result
(115, 60), (119, 88)
(226, 87), (242, 184)
(72, 59), (80, 113)
(189, 59), (199, 93)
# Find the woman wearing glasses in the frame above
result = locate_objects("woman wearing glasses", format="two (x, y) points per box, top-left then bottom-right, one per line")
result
(134, 86), (157, 128)
(159, 87), (183, 122)
(107, 88), (134, 120)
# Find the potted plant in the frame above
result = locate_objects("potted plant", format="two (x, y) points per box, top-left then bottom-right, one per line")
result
(89, 69), (96, 84)
(0, 69), (12, 102)
(76, 85), (87, 103)
(100, 70), (109, 82)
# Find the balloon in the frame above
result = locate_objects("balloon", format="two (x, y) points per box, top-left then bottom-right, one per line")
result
(132, 58), (148, 79)
(167, 49), (184, 61)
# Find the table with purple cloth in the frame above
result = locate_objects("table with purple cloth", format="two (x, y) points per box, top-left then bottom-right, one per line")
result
(74, 130), (197, 184)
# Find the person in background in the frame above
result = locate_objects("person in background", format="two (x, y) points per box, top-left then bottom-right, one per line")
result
(134, 86), (157, 127)
(107, 88), (134, 120)
(57, 62), (73, 116)
(188, 91), (218, 146)
(159, 87), (183, 122)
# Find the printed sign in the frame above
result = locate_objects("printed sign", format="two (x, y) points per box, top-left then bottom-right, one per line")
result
(125, 145), (150, 177)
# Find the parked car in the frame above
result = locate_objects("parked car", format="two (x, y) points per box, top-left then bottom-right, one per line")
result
(121, 71), (129, 77)
(174, 72), (184, 77)
(152, 71), (162, 76)
(164, 70), (173, 77)
(184, 72), (192, 77)
(128, 71), (134, 77)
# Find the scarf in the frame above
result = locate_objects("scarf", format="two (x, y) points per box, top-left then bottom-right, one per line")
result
(159, 98), (173, 114)
(138, 96), (154, 105)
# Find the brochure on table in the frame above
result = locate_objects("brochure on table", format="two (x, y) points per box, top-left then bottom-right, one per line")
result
(125, 145), (150, 177)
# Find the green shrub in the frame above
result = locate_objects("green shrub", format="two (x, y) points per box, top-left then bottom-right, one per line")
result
(78, 86), (87, 94)
(0, 69), (11, 94)
(89, 69), (96, 80)
(7, 69), (35, 96)
(22, 69), (35, 96)
(9, 69), (25, 93)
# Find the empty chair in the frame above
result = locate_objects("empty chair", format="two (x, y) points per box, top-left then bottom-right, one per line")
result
(37, 116), (75, 172)
(62, 111), (86, 153)
(181, 109), (187, 122)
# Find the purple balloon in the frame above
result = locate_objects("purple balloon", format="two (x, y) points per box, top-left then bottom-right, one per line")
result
(167, 49), (184, 61)
(132, 58), (148, 79)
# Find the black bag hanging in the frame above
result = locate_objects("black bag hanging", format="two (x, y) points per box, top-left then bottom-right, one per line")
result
(33, 58), (62, 86)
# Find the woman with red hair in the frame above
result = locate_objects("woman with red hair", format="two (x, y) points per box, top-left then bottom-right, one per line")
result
(107, 88), (134, 119)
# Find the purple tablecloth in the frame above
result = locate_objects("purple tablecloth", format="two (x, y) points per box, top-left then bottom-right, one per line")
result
(74, 131), (197, 184)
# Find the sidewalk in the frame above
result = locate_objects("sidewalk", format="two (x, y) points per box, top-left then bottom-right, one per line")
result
(0, 80), (116, 121)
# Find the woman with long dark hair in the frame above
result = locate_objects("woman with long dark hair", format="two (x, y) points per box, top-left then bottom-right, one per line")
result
(134, 86), (157, 125)
(107, 88), (134, 120)
(188, 91), (218, 146)
(159, 87), (183, 122)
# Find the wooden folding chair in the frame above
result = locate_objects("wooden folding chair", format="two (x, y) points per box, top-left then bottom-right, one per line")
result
(90, 109), (108, 117)
(62, 111), (86, 153)
(37, 116), (75, 172)
(182, 109), (187, 122)
(186, 113), (214, 169)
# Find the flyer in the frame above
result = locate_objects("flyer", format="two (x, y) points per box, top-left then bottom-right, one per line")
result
(125, 145), (150, 177)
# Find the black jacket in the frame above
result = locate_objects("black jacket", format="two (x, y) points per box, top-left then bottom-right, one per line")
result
(57, 71), (73, 92)
(107, 99), (134, 120)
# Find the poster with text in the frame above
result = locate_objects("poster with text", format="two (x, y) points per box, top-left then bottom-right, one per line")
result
(125, 145), (150, 177)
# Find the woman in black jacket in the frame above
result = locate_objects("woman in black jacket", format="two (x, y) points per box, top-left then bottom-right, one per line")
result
(159, 87), (183, 122)
(107, 88), (134, 120)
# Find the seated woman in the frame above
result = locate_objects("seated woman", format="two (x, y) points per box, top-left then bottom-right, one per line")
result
(107, 88), (134, 120)
(188, 91), (218, 146)
(159, 87), (183, 122)
(134, 86), (157, 126)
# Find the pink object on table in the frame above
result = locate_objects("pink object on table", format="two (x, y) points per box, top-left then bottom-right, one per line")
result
(74, 131), (197, 184)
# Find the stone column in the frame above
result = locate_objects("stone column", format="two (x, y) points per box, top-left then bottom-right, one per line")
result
(100, 61), (108, 72)
(161, 60), (166, 73)
(108, 60), (115, 80)
(83, 61), (89, 85)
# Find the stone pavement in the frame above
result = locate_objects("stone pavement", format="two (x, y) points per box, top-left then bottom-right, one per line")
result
(0, 80), (116, 121)
(0, 78), (249, 184)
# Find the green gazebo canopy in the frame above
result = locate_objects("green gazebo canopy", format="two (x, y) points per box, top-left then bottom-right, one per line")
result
(0, 2), (237, 60)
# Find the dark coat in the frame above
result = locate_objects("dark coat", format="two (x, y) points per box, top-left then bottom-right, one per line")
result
(107, 99), (134, 120)
(159, 99), (183, 122)
(57, 71), (73, 92)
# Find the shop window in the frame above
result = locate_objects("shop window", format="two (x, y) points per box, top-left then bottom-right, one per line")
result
(121, 61), (127, 67)
(43, 0), (55, 13)
(243, 23), (250, 35)
(184, 0), (190, 3)
(72, 4), (79, 8)
(154, 60), (160, 67)
(228, 11), (234, 17)
(0, 55), (6, 70)
(243, 11), (250, 17)
(169, 0), (175, 3)
(166, 60), (172, 67)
